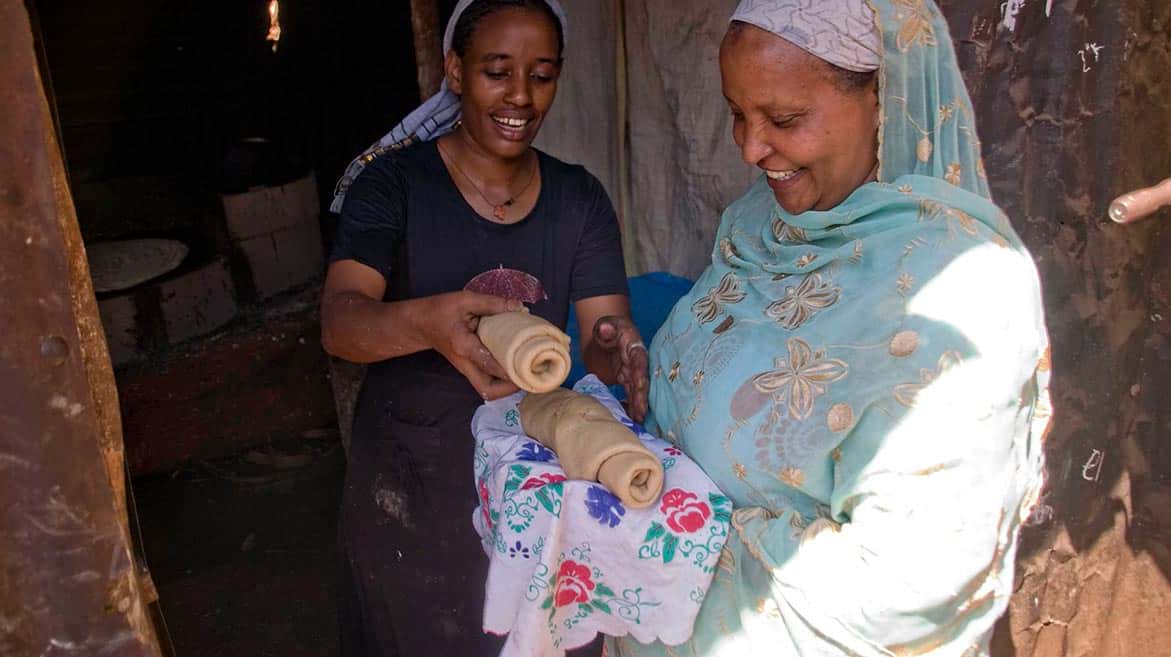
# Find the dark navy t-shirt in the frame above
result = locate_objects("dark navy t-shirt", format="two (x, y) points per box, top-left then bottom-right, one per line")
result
(330, 139), (628, 332)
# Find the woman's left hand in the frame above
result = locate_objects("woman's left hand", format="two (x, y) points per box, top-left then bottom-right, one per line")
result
(592, 316), (650, 423)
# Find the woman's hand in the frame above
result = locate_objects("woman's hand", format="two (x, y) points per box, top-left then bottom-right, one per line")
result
(591, 316), (650, 423)
(422, 291), (523, 400)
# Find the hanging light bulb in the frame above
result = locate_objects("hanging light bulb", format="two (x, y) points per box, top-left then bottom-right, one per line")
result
(266, 0), (281, 53)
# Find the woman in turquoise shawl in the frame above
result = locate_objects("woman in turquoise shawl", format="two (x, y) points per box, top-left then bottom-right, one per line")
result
(609, 1), (1052, 655)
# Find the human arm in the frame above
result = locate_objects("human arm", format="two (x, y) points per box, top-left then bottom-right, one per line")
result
(702, 246), (1050, 655)
(568, 174), (647, 421)
(724, 353), (1046, 654)
(321, 260), (523, 399)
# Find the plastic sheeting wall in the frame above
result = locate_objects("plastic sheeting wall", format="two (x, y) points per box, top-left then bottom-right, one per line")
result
(534, 1), (1171, 656)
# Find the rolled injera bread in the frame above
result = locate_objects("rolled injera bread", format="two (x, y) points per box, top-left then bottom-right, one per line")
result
(478, 310), (572, 394)
(519, 388), (664, 509)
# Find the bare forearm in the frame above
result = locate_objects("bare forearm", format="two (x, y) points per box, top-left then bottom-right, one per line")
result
(320, 292), (433, 363)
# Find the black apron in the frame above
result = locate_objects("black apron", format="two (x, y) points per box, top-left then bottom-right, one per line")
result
(337, 352), (505, 657)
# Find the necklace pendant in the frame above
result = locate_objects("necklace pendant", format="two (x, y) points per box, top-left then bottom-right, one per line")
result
(493, 205), (506, 221)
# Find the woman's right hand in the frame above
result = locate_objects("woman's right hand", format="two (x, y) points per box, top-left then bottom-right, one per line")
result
(421, 291), (523, 400)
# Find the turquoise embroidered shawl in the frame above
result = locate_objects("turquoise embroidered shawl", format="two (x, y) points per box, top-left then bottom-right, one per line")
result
(610, 1), (1051, 656)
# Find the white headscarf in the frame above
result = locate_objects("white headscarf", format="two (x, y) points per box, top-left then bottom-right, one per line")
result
(331, 0), (569, 213)
(729, 0), (881, 73)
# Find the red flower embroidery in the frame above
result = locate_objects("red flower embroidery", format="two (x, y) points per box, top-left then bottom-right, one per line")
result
(659, 488), (711, 534)
(521, 473), (568, 490)
(478, 480), (492, 529)
(664, 446), (683, 456)
(554, 560), (595, 607)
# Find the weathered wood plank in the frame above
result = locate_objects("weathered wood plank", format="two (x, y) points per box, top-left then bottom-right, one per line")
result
(0, 1), (161, 654)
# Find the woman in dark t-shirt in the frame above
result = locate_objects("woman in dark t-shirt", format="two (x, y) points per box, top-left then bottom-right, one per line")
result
(321, 2), (647, 656)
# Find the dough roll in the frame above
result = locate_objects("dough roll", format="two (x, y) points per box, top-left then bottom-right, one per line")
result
(519, 388), (664, 509)
(478, 310), (572, 394)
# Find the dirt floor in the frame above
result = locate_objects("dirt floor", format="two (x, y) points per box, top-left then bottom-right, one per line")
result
(132, 435), (345, 657)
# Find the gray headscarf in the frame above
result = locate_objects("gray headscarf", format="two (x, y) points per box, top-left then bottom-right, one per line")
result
(729, 0), (881, 73)
(331, 0), (569, 213)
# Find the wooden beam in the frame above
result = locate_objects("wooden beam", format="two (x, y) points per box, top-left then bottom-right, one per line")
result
(0, 1), (162, 654)
(410, 0), (444, 99)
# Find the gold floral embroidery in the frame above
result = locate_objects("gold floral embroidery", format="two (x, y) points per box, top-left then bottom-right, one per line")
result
(916, 135), (934, 162)
(789, 512), (807, 530)
(720, 238), (741, 263)
(889, 330), (920, 357)
(894, 351), (964, 407)
(751, 338), (849, 420)
(771, 218), (808, 243)
(945, 162), (963, 186)
(830, 447), (843, 462)
(764, 272), (842, 330)
(897, 272), (915, 295)
(654, 365), (662, 379)
(668, 361), (680, 382)
(903, 236), (928, 257)
(893, 0), (938, 52)
(779, 467), (806, 488)
(849, 240), (864, 264)
(827, 403), (855, 432)
(898, 184), (914, 194)
(691, 272), (746, 324)
(938, 103), (956, 123)
(733, 463), (748, 479)
(717, 548), (736, 579)
(692, 370), (705, 386)
(919, 200), (978, 237)
(795, 252), (819, 268)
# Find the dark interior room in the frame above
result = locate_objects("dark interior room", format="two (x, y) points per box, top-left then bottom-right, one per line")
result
(27, 1), (455, 653)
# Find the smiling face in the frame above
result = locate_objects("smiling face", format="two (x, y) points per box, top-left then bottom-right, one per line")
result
(720, 23), (880, 215)
(446, 7), (562, 161)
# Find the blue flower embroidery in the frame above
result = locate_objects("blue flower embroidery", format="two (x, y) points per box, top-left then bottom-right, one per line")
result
(585, 486), (625, 528)
(516, 441), (555, 463)
(618, 415), (646, 437)
(508, 541), (531, 559)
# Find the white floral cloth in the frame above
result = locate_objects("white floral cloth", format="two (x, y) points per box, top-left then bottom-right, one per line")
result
(472, 376), (731, 657)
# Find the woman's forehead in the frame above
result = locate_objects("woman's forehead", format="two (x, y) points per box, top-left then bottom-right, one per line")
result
(721, 26), (828, 103)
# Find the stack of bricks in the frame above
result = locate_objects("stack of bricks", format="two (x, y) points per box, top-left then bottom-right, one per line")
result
(220, 173), (325, 303)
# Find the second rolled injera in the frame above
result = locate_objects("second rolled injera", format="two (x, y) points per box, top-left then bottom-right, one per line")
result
(519, 388), (664, 508)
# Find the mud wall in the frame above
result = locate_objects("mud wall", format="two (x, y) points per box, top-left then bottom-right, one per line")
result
(935, 1), (1171, 655)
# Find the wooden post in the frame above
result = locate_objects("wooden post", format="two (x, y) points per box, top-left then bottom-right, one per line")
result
(0, 1), (162, 654)
(410, 0), (444, 99)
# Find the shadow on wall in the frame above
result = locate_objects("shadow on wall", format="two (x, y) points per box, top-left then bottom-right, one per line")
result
(936, 0), (1171, 655)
